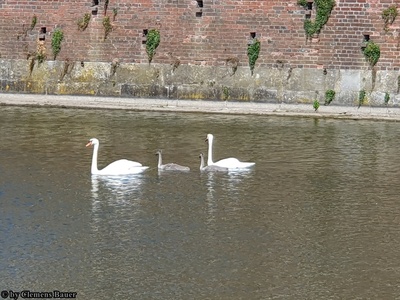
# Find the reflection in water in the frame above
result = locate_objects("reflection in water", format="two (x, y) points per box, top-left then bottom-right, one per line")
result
(205, 171), (218, 226)
(156, 169), (189, 177)
(3, 107), (400, 299)
(91, 174), (143, 203)
(90, 174), (144, 232)
(203, 169), (255, 227)
(225, 168), (254, 192)
(89, 174), (146, 297)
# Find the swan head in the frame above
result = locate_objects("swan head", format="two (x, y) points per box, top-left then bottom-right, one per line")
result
(205, 133), (214, 143)
(155, 149), (162, 156)
(86, 138), (99, 147)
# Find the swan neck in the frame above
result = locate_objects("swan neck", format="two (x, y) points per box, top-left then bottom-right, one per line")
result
(200, 155), (205, 169)
(207, 138), (214, 165)
(157, 153), (162, 168)
(91, 143), (99, 174)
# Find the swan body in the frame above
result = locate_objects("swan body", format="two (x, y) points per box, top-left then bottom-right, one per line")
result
(86, 138), (149, 175)
(199, 153), (228, 172)
(156, 150), (190, 171)
(205, 133), (255, 169)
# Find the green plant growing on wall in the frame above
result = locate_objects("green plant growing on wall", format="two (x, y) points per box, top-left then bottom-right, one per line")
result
(104, 0), (109, 16)
(146, 29), (160, 63)
(313, 99), (320, 111)
(324, 89), (335, 105)
(384, 92), (390, 106)
(36, 51), (46, 64)
(299, 0), (335, 38)
(362, 41), (380, 67)
(29, 58), (35, 75)
(51, 28), (64, 60)
(103, 16), (113, 40)
(382, 6), (398, 30)
(222, 86), (230, 100)
(18, 15), (37, 40)
(297, 0), (308, 9)
(78, 13), (91, 31)
(30, 15), (37, 30)
(247, 38), (260, 75)
(358, 89), (366, 108)
(113, 8), (118, 21)
(27, 52), (36, 75)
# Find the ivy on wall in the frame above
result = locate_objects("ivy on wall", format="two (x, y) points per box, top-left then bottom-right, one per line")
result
(51, 28), (64, 60)
(313, 99), (320, 111)
(146, 29), (160, 63)
(102, 16), (113, 40)
(78, 13), (91, 31)
(324, 89), (335, 105)
(384, 92), (390, 106)
(358, 89), (366, 108)
(30, 15), (37, 30)
(363, 41), (380, 67)
(299, 0), (335, 38)
(382, 6), (398, 30)
(247, 39), (260, 75)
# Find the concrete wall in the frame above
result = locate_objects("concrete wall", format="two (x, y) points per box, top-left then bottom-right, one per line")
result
(0, 0), (399, 106)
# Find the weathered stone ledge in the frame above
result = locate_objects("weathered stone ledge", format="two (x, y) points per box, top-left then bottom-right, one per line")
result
(1, 93), (400, 122)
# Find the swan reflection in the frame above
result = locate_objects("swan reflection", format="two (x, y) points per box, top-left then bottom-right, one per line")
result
(91, 174), (144, 205)
(90, 174), (145, 233)
(224, 168), (254, 192)
(202, 168), (255, 198)
(203, 168), (255, 226)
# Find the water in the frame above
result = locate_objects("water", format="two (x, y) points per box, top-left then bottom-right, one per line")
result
(1, 105), (400, 299)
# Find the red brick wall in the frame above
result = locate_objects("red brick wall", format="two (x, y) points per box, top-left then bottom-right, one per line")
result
(0, 0), (399, 70)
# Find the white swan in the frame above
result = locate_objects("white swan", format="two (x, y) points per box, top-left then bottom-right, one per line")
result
(205, 133), (255, 169)
(156, 150), (190, 171)
(199, 153), (228, 172)
(86, 138), (149, 175)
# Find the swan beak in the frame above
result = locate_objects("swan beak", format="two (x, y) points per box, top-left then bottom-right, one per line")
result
(205, 138), (208, 143)
(85, 141), (92, 147)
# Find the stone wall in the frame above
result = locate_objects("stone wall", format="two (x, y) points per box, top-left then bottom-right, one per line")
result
(1, 59), (400, 107)
(0, 0), (399, 106)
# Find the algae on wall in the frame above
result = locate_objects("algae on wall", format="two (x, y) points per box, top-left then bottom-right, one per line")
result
(1, 59), (399, 107)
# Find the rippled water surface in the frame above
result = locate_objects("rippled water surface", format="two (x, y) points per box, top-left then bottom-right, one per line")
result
(1, 105), (400, 299)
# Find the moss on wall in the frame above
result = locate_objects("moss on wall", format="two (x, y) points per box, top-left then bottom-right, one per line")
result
(1, 59), (399, 107)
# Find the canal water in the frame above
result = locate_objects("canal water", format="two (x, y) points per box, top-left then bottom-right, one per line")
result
(1, 105), (400, 299)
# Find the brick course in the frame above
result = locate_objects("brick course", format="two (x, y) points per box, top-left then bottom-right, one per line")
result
(0, 0), (398, 70)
